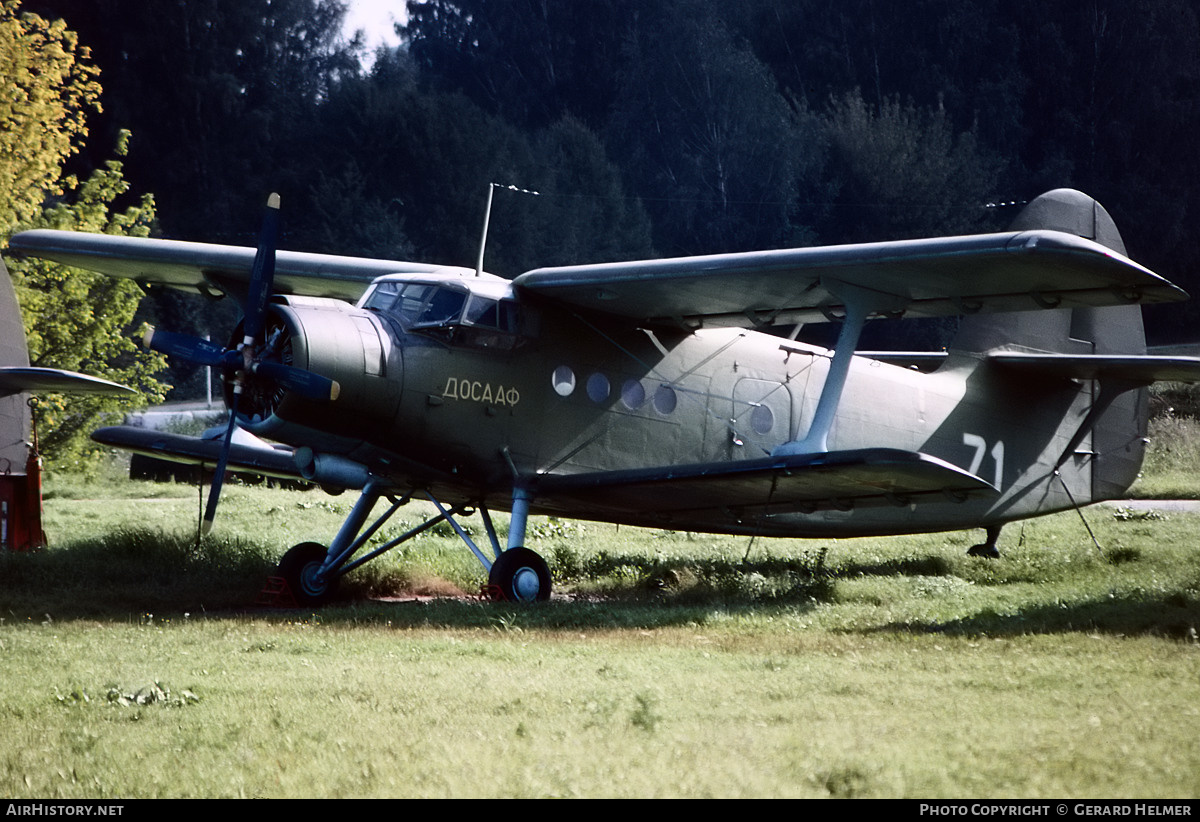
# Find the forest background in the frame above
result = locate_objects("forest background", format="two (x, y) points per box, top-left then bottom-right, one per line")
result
(7, 0), (1200, 435)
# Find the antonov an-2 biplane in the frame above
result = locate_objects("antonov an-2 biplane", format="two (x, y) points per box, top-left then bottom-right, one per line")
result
(8, 188), (1200, 604)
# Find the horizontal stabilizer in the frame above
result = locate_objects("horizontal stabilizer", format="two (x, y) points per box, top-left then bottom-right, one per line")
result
(91, 425), (305, 482)
(0, 367), (134, 396)
(535, 448), (996, 518)
(7, 229), (470, 302)
(988, 353), (1200, 384)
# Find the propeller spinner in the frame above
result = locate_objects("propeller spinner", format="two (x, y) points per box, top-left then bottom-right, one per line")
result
(142, 194), (340, 533)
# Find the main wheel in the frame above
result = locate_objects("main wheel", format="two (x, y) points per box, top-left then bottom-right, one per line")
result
(278, 542), (339, 606)
(489, 547), (551, 602)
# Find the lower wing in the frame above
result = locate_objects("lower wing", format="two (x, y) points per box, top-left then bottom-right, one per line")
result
(533, 448), (996, 518)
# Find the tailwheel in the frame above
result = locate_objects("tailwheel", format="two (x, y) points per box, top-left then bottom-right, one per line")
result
(279, 541), (339, 606)
(966, 524), (1002, 559)
(489, 546), (551, 602)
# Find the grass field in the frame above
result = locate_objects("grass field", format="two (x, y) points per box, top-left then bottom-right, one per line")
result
(1, 428), (1198, 798)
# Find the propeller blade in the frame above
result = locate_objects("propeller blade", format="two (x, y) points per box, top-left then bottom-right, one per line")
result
(142, 327), (231, 368)
(201, 390), (242, 535)
(251, 360), (340, 401)
(242, 193), (280, 345)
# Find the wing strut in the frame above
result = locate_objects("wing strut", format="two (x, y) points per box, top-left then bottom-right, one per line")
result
(774, 282), (900, 456)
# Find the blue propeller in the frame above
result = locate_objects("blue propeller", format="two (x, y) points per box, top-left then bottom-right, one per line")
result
(141, 194), (339, 533)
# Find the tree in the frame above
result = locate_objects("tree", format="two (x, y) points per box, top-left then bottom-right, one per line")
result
(0, 0), (168, 463)
(298, 53), (653, 275)
(404, 0), (635, 130)
(820, 90), (1000, 243)
(31, 0), (363, 243)
(0, 0), (99, 231)
(607, 0), (823, 255)
(734, 0), (1025, 163)
(6, 131), (169, 464)
(522, 117), (653, 267)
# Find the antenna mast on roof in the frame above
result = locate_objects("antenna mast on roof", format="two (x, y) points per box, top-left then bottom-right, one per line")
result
(475, 182), (540, 277)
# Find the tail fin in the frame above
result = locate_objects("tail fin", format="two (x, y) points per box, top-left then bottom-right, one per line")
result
(951, 189), (1148, 498)
(951, 188), (1145, 356)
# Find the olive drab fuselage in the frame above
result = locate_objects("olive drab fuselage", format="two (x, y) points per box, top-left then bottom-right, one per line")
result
(239, 273), (1144, 538)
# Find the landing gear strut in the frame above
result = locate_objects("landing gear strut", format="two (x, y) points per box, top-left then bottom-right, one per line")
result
(966, 524), (1002, 558)
(273, 480), (552, 605)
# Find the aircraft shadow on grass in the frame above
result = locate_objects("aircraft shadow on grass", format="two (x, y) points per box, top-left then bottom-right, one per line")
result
(10, 532), (1194, 641)
(874, 590), (1199, 640)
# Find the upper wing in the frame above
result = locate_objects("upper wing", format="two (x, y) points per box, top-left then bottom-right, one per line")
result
(0, 367), (134, 396)
(6, 229), (472, 302)
(514, 230), (1186, 328)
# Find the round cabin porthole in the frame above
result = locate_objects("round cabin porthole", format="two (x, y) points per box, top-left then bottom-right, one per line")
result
(621, 379), (646, 410)
(750, 403), (774, 435)
(587, 372), (610, 403)
(552, 366), (576, 397)
(653, 385), (677, 415)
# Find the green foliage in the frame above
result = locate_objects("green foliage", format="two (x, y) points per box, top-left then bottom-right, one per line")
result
(822, 90), (1000, 242)
(0, 1), (167, 465)
(607, 0), (823, 255)
(45, 0), (362, 244)
(1138, 414), (1200, 499)
(296, 65), (653, 274)
(1151, 380), (1200, 419)
(0, 0), (100, 232)
(5, 131), (169, 466)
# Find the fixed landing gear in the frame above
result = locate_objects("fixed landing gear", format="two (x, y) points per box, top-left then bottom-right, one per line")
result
(488, 546), (551, 602)
(272, 480), (552, 606)
(279, 541), (341, 606)
(966, 524), (1002, 558)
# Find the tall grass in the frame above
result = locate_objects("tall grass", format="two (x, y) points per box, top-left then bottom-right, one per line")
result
(1, 451), (1199, 797)
(1135, 384), (1200, 497)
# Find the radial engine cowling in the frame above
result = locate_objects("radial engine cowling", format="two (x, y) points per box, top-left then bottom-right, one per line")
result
(232, 296), (399, 438)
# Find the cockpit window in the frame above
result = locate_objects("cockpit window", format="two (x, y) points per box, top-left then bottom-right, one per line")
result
(464, 295), (499, 327)
(363, 281), (527, 350)
(414, 288), (466, 327)
(362, 282), (402, 313)
(365, 283), (449, 328)
(463, 296), (520, 332)
(395, 285), (433, 325)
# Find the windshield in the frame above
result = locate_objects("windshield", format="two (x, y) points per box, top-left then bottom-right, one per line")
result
(363, 283), (465, 328)
(362, 280), (528, 350)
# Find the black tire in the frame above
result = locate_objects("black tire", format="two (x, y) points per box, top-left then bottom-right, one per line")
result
(489, 547), (551, 602)
(278, 542), (339, 606)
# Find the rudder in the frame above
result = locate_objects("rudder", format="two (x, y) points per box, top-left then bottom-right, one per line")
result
(950, 189), (1149, 499)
